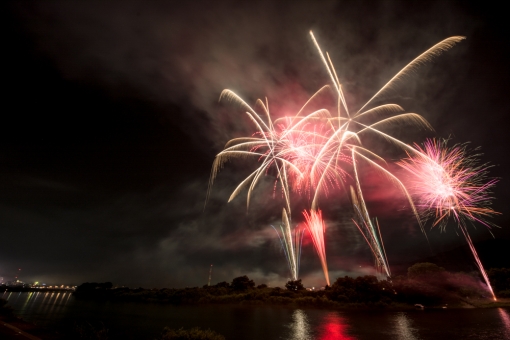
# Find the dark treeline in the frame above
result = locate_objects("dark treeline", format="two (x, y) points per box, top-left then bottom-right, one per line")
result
(72, 263), (510, 308)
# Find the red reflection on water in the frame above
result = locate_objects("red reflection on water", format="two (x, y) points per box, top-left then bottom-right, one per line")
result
(318, 313), (356, 340)
(498, 308), (510, 338)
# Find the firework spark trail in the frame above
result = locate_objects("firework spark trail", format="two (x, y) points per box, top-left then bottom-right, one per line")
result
(303, 209), (330, 286)
(350, 186), (391, 278)
(357, 36), (466, 114)
(460, 224), (497, 301)
(206, 33), (466, 285)
(397, 139), (499, 300)
(270, 208), (303, 280)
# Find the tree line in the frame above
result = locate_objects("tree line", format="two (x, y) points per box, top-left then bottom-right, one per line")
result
(72, 263), (510, 308)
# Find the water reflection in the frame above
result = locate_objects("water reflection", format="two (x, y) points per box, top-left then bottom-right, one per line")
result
(317, 312), (355, 340)
(47, 292), (61, 316)
(53, 292), (71, 317)
(2, 290), (72, 321)
(2, 292), (509, 340)
(41, 292), (55, 315)
(35, 292), (51, 315)
(498, 308), (510, 339)
(393, 312), (420, 340)
(288, 309), (312, 340)
(20, 291), (36, 313)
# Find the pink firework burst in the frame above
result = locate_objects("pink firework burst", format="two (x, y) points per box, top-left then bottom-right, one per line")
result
(398, 138), (499, 300)
(397, 138), (498, 228)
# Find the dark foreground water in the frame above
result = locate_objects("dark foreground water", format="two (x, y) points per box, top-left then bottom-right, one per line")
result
(2, 291), (510, 339)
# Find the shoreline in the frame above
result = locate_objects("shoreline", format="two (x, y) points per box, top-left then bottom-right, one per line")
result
(0, 319), (42, 340)
(0, 315), (57, 340)
(71, 293), (510, 311)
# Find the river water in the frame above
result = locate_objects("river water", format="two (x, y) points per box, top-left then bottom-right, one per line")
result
(2, 291), (510, 339)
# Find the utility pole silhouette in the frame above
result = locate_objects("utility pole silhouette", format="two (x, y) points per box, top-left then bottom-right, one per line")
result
(208, 264), (213, 286)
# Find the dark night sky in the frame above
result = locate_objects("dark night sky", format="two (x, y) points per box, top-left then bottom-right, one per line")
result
(1, 0), (509, 288)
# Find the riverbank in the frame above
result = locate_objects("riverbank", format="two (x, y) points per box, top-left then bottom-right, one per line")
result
(0, 315), (58, 340)
(1, 319), (40, 340)
(460, 297), (510, 308)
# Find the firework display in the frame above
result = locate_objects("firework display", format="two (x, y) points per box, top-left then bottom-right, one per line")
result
(207, 32), (499, 296)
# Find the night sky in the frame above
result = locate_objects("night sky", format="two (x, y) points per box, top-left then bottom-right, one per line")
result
(2, 0), (509, 288)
